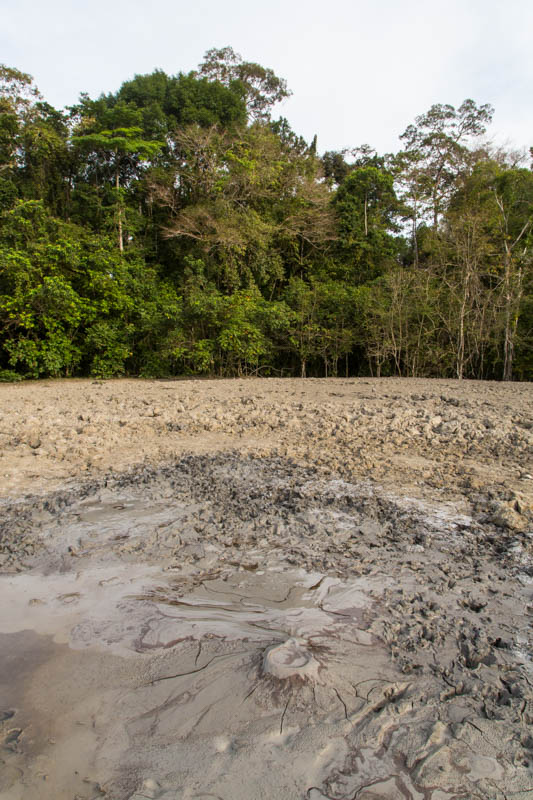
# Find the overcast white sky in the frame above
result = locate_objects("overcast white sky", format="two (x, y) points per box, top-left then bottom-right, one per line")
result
(2, 0), (532, 155)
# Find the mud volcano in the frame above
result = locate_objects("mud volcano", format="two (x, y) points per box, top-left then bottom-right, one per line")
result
(1, 453), (533, 800)
(263, 637), (322, 681)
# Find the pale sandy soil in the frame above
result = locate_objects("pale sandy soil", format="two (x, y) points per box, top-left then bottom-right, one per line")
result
(0, 377), (532, 800)
(1, 376), (532, 504)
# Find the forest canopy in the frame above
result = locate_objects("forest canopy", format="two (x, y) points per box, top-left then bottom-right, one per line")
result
(1, 50), (532, 381)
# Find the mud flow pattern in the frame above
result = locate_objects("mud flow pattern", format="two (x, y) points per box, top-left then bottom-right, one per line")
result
(1, 453), (532, 800)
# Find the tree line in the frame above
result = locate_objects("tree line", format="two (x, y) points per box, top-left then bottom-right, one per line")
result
(1, 48), (532, 381)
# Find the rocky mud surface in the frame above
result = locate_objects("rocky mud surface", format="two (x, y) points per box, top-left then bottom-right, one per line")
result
(0, 378), (532, 799)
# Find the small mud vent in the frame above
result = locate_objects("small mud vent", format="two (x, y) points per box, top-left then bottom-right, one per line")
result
(263, 637), (322, 682)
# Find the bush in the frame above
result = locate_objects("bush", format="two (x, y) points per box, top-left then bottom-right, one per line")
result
(0, 368), (23, 382)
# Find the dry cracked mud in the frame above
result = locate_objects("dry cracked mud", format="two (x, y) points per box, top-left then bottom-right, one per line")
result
(0, 377), (532, 800)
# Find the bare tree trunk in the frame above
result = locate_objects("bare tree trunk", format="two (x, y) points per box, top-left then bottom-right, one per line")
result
(412, 199), (419, 269)
(501, 257), (524, 381)
(502, 247), (514, 381)
(116, 169), (124, 253)
(457, 301), (465, 380)
(493, 192), (531, 381)
(457, 259), (470, 379)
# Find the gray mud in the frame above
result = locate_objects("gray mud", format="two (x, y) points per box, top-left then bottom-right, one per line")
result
(1, 453), (533, 799)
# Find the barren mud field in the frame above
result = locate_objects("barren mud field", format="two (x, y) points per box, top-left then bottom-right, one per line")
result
(1, 377), (532, 800)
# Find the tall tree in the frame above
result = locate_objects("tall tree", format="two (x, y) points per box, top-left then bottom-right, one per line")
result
(0, 65), (41, 171)
(197, 47), (291, 121)
(398, 100), (493, 230)
(333, 164), (400, 281)
(73, 121), (161, 251)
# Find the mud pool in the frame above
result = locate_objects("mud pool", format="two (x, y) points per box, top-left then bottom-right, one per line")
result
(1, 453), (533, 799)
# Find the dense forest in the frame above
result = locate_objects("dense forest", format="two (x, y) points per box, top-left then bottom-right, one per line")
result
(1, 49), (532, 381)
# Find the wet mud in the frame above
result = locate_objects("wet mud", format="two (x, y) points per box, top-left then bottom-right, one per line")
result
(1, 452), (533, 799)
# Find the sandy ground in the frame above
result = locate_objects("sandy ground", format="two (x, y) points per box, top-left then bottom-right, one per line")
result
(0, 377), (532, 800)
(0, 376), (531, 501)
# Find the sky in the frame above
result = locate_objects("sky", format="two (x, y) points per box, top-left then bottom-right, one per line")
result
(2, 0), (532, 156)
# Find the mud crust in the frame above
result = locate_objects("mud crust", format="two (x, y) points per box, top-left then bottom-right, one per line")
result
(1, 450), (533, 799)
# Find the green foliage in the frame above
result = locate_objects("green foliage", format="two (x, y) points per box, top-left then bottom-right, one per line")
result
(77, 70), (247, 143)
(0, 199), (179, 378)
(0, 58), (531, 382)
(333, 166), (400, 280)
(0, 368), (23, 381)
(85, 320), (133, 378)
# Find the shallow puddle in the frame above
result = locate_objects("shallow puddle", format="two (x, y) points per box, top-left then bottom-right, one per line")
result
(0, 560), (396, 800)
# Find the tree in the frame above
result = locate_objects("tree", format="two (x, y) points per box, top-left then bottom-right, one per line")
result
(363, 267), (442, 377)
(488, 166), (533, 380)
(17, 102), (72, 215)
(115, 69), (247, 138)
(73, 123), (161, 251)
(422, 156), (533, 380)
(398, 100), (493, 230)
(333, 164), (400, 281)
(322, 150), (352, 185)
(438, 205), (495, 379)
(277, 175), (336, 279)
(154, 122), (334, 292)
(198, 47), (291, 121)
(2, 58), (532, 384)
(0, 65), (41, 171)
(284, 277), (322, 377)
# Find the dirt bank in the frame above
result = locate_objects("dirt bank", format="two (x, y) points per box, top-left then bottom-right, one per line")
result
(1, 378), (532, 799)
